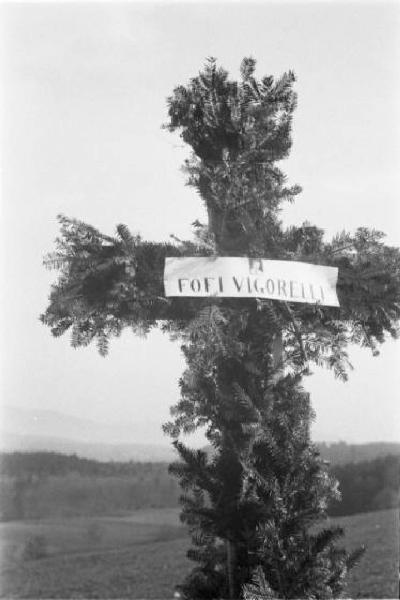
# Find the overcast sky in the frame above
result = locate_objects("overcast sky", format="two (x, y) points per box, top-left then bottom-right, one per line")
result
(2, 1), (400, 446)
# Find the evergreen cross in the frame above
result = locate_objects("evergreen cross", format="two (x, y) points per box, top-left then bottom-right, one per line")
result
(41, 58), (400, 599)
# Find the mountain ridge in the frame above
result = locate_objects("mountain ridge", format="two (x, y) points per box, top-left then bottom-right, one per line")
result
(2, 405), (399, 464)
(1, 405), (165, 445)
(0, 432), (177, 462)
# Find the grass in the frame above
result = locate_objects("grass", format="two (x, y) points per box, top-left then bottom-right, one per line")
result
(0, 508), (184, 562)
(331, 509), (399, 599)
(0, 508), (398, 598)
(0, 537), (190, 599)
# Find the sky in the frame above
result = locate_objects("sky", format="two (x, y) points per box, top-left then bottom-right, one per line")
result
(1, 1), (400, 446)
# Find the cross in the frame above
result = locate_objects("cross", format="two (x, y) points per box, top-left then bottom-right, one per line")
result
(41, 58), (400, 599)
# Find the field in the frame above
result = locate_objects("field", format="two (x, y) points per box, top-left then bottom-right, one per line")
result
(330, 509), (399, 599)
(0, 508), (398, 598)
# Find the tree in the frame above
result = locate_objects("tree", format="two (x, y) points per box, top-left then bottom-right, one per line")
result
(41, 58), (400, 598)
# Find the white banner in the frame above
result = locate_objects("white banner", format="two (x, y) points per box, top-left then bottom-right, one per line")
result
(164, 257), (339, 307)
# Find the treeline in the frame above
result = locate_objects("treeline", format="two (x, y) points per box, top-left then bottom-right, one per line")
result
(329, 454), (399, 516)
(317, 441), (400, 465)
(0, 451), (156, 478)
(0, 451), (398, 521)
(0, 452), (180, 520)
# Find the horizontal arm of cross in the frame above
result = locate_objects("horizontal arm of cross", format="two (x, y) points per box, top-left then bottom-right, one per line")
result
(40, 216), (215, 351)
(41, 216), (400, 356)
